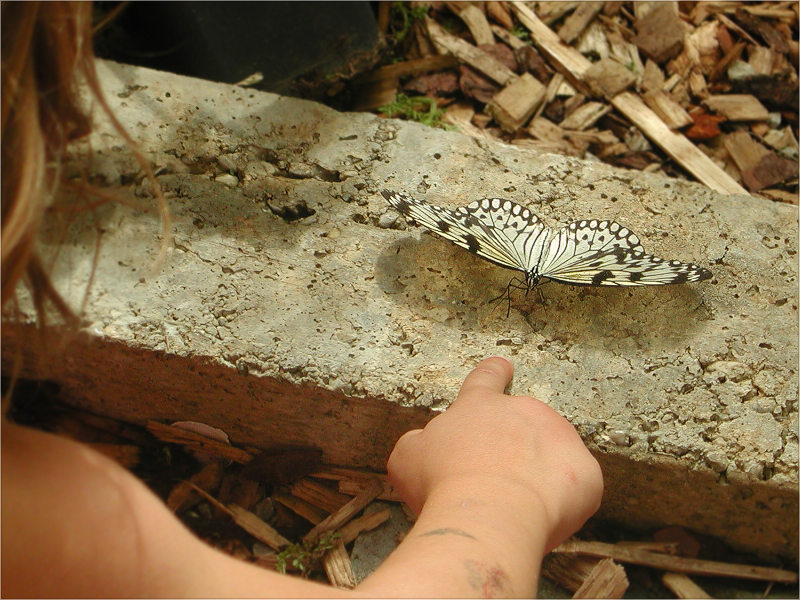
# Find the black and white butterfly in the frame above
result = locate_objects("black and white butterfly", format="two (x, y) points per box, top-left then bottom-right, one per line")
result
(381, 190), (712, 299)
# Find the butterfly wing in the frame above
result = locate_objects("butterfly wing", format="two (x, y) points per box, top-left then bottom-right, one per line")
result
(381, 190), (549, 274)
(538, 220), (712, 286)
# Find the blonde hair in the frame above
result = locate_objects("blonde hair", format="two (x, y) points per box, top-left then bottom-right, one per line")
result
(1, 1), (170, 320)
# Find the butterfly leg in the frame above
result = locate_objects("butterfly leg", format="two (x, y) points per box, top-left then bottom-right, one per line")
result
(489, 277), (529, 318)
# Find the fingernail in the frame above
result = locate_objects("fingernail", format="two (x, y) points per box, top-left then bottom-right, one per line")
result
(486, 356), (512, 368)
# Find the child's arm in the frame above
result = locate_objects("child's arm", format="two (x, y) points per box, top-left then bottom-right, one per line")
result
(1, 356), (602, 598)
(356, 356), (604, 597)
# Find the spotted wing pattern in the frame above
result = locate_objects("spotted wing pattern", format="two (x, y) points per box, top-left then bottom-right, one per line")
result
(381, 190), (549, 273)
(381, 190), (712, 288)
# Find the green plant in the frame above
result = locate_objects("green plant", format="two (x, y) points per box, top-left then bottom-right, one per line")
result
(390, 2), (430, 43)
(378, 93), (455, 131)
(510, 24), (530, 41)
(275, 532), (341, 576)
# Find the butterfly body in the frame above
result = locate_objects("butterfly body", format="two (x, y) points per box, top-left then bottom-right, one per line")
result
(381, 190), (712, 293)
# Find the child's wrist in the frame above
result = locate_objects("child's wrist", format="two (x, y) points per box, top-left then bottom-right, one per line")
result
(418, 474), (553, 548)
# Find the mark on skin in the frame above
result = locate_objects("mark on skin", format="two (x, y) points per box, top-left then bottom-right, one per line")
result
(419, 528), (477, 540)
(464, 559), (512, 598)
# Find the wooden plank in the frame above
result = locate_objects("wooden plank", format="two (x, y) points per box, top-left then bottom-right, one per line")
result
(486, 73), (546, 133)
(424, 18), (516, 86)
(553, 540), (798, 584)
(558, 1), (604, 44)
(509, 2), (747, 195)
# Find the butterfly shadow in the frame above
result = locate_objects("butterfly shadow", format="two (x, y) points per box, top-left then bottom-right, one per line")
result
(374, 235), (714, 346)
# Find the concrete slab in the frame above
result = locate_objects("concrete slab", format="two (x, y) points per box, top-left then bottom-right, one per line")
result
(3, 60), (797, 560)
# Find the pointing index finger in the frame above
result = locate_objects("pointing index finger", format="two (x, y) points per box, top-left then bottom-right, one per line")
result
(456, 356), (514, 402)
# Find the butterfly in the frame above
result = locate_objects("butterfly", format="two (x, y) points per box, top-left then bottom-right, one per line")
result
(381, 190), (712, 307)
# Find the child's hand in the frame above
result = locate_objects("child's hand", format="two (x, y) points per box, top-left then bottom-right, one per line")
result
(387, 356), (603, 552)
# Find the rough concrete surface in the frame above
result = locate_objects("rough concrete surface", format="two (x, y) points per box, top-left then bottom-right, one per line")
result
(3, 60), (797, 560)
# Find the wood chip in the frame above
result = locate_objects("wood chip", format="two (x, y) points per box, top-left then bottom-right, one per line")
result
(553, 539), (798, 584)
(490, 23), (526, 50)
(146, 420), (254, 463)
(748, 45), (776, 75)
(762, 126), (799, 154)
(510, 3), (592, 86)
(323, 538), (356, 589)
(584, 58), (637, 99)
(572, 558), (629, 599)
(442, 101), (496, 141)
(455, 3), (494, 46)
(634, 2), (686, 63)
(291, 478), (351, 514)
(352, 79), (397, 112)
(186, 482), (291, 550)
(760, 188), (799, 204)
(486, 1), (513, 30)
(167, 460), (224, 512)
(742, 152), (799, 192)
(710, 40), (747, 81)
(425, 18), (517, 86)
(338, 477), (401, 502)
(560, 101), (611, 130)
(734, 7), (789, 54)
(486, 72), (546, 132)
(558, 1), (604, 45)
(661, 572), (712, 599)
(304, 477), (383, 543)
(717, 130), (766, 172)
(353, 55), (458, 84)
(528, 116), (566, 142)
(643, 90), (693, 129)
(312, 466), (403, 501)
(512, 138), (583, 156)
(337, 508), (392, 545)
(606, 29), (644, 83)
(688, 70), (709, 98)
(704, 94), (770, 121)
(510, 2), (747, 194)
(542, 553), (603, 592)
(537, 1), (581, 26)
(272, 491), (329, 524)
